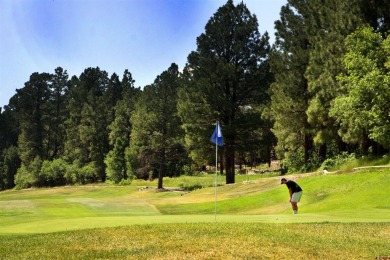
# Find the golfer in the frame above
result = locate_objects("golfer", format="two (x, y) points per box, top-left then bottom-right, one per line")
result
(280, 178), (303, 214)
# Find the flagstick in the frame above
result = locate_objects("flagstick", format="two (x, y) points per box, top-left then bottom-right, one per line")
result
(215, 136), (218, 223)
(211, 120), (222, 223)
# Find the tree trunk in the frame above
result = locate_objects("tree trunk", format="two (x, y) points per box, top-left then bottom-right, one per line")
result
(158, 149), (165, 189)
(225, 147), (235, 184)
(304, 134), (313, 164)
(219, 150), (224, 175)
(338, 137), (347, 153)
(362, 134), (371, 155)
(318, 144), (327, 162)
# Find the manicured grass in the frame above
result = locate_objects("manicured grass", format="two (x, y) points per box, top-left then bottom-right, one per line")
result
(0, 223), (389, 259)
(1, 169), (390, 234)
(1, 166), (390, 258)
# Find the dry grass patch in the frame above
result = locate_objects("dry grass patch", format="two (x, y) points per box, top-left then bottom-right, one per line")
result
(0, 223), (389, 259)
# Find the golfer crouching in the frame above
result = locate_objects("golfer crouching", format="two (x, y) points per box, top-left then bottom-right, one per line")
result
(280, 178), (303, 214)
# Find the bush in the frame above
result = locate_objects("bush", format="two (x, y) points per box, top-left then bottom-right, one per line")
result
(81, 163), (99, 184)
(320, 152), (356, 170)
(178, 182), (203, 191)
(282, 148), (305, 173)
(14, 157), (42, 189)
(14, 164), (32, 189)
(64, 161), (98, 185)
(119, 178), (133, 185)
(182, 165), (201, 176)
(40, 159), (67, 187)
(335, 153), (356, 164)
(282, 147), (327, 173)
(320, 158), (335, 170)
(64, 163), (80, 185)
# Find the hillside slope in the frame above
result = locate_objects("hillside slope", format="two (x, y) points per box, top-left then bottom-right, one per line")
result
(154, 169), (390, 219)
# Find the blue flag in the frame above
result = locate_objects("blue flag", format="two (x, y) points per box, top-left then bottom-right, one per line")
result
(210, 121), (224, 146)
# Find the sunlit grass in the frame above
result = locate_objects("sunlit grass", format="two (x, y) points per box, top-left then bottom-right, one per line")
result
(1, 160), (390, 258)
(0, 223), (389, 259)
(1, 168), (389, 235)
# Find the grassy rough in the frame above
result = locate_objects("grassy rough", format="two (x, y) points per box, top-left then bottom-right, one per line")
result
(0, 223), (389, 259)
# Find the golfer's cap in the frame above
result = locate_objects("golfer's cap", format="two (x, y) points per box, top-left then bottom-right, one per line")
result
(280, 178), (287, 184)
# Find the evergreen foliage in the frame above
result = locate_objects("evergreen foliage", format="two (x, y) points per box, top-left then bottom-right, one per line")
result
(267, 0), (389, 172)
(267, 0), (312, 165)
(0, 0), (389, 189)
(105, 71), (140, 183)
(305, 0), (364, 153)
(0, 146), (20, 189)
(178, 0), (273, 184)
(129, 64), (185, 189)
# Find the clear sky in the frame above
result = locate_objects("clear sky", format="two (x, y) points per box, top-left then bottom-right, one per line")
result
(0, 0), (286, 109)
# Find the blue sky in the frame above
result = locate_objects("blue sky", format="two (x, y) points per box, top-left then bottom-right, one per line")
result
(0, 0), (286, 108)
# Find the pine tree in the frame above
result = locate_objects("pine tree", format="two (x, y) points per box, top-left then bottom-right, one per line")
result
(16, 72), (52, 165)
(304, 0), (364, 158)
(129, 64), (185, 189)
(179, 0), (271, 183)
(64, 67), (110, 182)
(267, 0), (312, 166)
(47, 67), (69, 159)
(105, 70), (140, 183)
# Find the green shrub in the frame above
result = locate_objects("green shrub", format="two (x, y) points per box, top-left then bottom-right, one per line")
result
(81, 163), (99, 183)
(321, 158), (336, 170)
(119, 178), (133, 185)
(13, 164), (32, 189)
(178, 182), (204, 191)
(40, 159), (67, 187)
(321, 152), (356, 170)
(64, 161), (98, 185)
(182, 165), (197, 176)
(14, 157), (42, 189)
(64, 163), (80, 184)
(283, 148), (305, 173)
(105, 179), (115, 185)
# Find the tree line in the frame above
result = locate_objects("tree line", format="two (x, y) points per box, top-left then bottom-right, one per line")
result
(1, 0), (389, 190)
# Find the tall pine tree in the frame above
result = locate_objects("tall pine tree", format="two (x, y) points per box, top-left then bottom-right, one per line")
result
(179, 0), (271, 183)
(16, 72), (52, 165)
(267, 0), (312, 167)
(129, 64), (185, 189)
(64, 67), (110, 182)
(304, 0), (364, 159)
(105, 70), (140, 183)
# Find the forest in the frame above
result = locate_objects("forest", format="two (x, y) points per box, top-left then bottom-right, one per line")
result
(0, 0), (389, 190)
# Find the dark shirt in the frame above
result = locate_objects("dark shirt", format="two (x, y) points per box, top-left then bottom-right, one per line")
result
(286, 180), (302, 193)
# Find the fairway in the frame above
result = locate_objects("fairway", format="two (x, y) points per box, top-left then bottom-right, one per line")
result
(1, 169), (390, 259)
(2, 213), (390, 235)
(1, 169), (390, 234)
